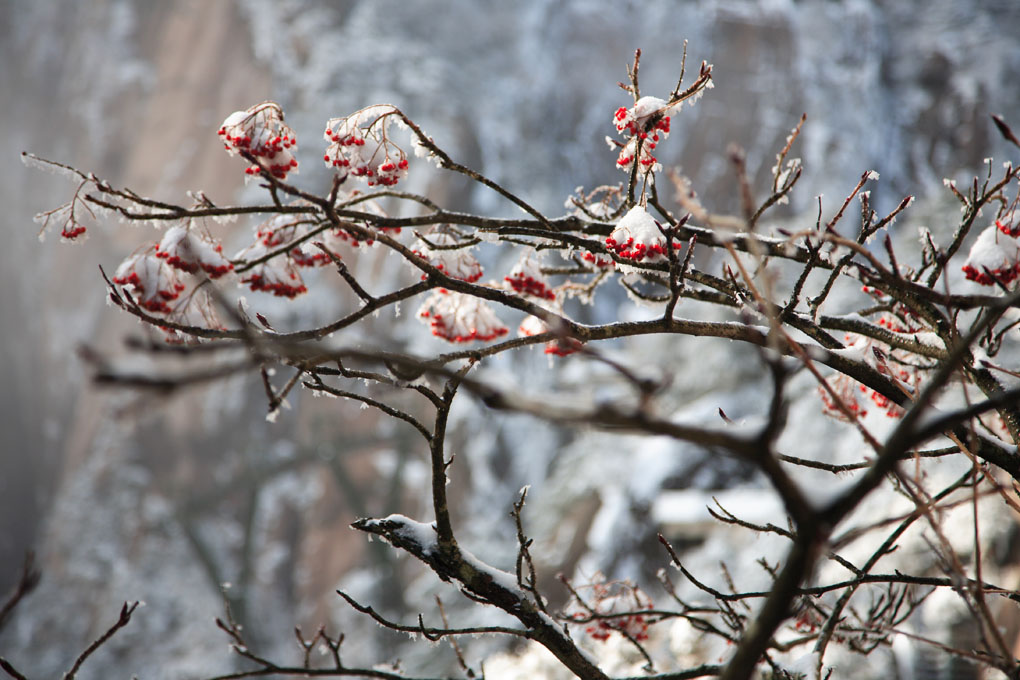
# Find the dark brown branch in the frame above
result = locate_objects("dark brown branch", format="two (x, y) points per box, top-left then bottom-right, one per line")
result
(430, 372), (464, 548)
(335, 589), (529, 639)
(352, 515), (610, 680)
(0, 658), (29, 680)
(0, 554), (40, 634)
(992, 114), (1020, 149)
(303, 376), (431, 440)
(63, 602), (139, 680)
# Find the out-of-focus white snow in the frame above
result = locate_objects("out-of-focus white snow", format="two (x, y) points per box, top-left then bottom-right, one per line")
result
(652, 488), (786, 536)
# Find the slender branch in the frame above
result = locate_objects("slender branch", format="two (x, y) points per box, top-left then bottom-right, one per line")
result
(335, 589), (529, 639)
(304, 377), (431, 440)
(430, 371), (466, 548)
(0, 554), (40, 633)
(63, 602), (139, 680)
(0, 658), (29, 680)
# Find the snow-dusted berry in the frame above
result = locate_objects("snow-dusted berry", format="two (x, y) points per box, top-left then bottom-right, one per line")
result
(605, 205), (673, 263)
(582, 251), (615, 268)
(254, 209), (327, 249)
(996, 218), (1020, 237)
(218, 102), (299, 181)
(324, 105), (409, 187)
(252, 213), (338, 267)
(822, 335), (918, 420)
(818, 374), (868, 421)
(417, 290), (508, 343)
(30, 182), (93, 242)
(234, 241), (307, 298)
(112, 253), (187, 314)
(62, 223), (87, 240)
(290, 225), (379, 266)
(155, 224), (233, 278)
(161, 291), (225, 345)
(518, 303), (583, 356)
(875, 311), (921, 335)
(414, 231), (483, 282)
(518, 308), (582, 356)
(614, 96), (669, 135)
(614, 137), (662, 173)
(565, 576), (654, 643)
(328, 224), (390, 249)
(961, 224), (1020, 285)
(288, 238), (335, 267)
(517, 314), (547, 339)
(611, 96), (672, 174)
(505, 254), (555, 300)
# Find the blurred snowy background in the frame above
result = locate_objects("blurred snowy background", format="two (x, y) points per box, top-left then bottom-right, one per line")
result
(2, 0), (1020, 678)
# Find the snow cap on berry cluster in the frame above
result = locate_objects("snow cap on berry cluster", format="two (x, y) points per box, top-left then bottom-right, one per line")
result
(417, 290), (508, 343)
(505, 254), (555, 300)
(254, 213), (313, 249)
(962, 224), (1020, 286)
(613, 97), (669, 135)
(605, 205), (672, 266)
(413, 231), (483, 282)
(218, 102), (299, 180)
(155, 223), (233, 278)
(288, 227), (350, 267)
(612, 96), (672, 174)
(233, 241), (307, 298)
(112, 253), (187, 314)
(250, 212), (346, 267)
(518, 307), (582, 357)
(324, 105), (409, 187)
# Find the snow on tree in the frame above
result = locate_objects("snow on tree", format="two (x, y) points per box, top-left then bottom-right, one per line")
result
(9, 46), (1020, 680)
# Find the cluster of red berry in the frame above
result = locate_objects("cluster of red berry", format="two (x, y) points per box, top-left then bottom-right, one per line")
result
(582, 251), (615, 268)
(155, 225), (233, 279)
(413, 232), (484, 283)
(218, 103), (299, 181)
(605, 206), (674, 263)
(112, 254), (187, 314)
(997, 218), (1020, 237)
(240, 271), (307, 299)
(61, 223), (86, 240)
(505, 271), (555, 300)
(612, 96), (672, 172)
(961, 223), (1020, 285)
(604, 235), (674, 262)
(418, 290), (509, 343)
(324, 106), (410, 187)
(567, 578), (655, 643)
(819, 382), (870, 420)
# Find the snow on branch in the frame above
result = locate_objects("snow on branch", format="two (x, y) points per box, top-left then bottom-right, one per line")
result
(20, 46), (1020, 680)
